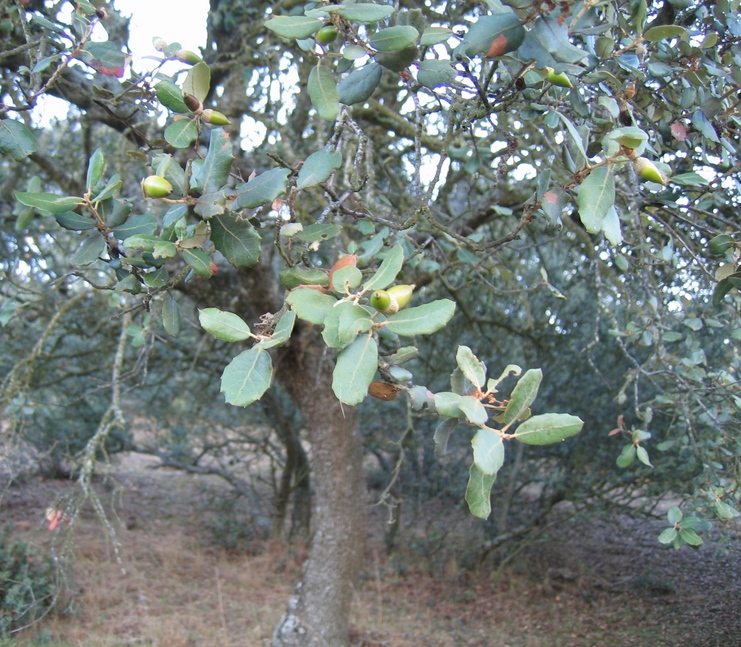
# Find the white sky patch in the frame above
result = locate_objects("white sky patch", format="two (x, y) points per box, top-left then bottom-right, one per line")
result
(30, 1), (208, 127)
(115, 0), (209, 67)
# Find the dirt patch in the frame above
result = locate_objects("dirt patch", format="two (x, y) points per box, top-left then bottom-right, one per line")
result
(2, 454), (740, 647)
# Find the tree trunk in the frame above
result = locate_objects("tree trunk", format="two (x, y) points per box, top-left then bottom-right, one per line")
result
(272, 342), (367, 647)
(184, 263), (368, 647)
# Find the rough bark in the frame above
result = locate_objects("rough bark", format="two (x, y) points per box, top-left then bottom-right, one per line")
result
(182, 264), (368, 647)
(271, 342), (367, 647)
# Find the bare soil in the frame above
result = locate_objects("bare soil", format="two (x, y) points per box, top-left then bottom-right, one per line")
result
(2, 453), (740, 647)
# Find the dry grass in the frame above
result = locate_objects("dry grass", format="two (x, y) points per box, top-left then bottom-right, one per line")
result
(3, 455), (741, 647)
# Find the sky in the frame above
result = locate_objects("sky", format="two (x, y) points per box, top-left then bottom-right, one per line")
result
(34, 0), (209, 126)
(114, 0), (209, 69)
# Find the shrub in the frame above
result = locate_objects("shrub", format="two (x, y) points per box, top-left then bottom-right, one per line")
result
(0, 532), (59, 638)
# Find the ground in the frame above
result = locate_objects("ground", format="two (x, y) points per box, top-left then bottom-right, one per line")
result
(1, 453), (740, 647)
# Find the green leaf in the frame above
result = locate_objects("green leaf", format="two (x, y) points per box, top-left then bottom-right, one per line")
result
(556, 112), (587, 163)
(123, 234), (159, 252)
(143, 267), (168, 288)
(667, 506), (683, 524)
(31, 54), (59, 74)
(578, 165), (615, 234)
(471, 430), (504, 475)
(387, 346), (418, 365)
(234, 167), (291, 209)
(503, 368), (542, 425)
(602, 206), (622, 246)
(487, 364), (521, 394)
(0, 298), (18, 327)
(530, 15), (587, 64)
(616, 444), (636, 468)
(462, 12), (523, 57)
(375, 45), (418, 72)
(658, 527), (678, 544)
(83, 41), (128, 76)
(156, 80), (189, 113)
(332, 334), (378, 405)
(331, 266), (363, 294)
(370, 26), (419, 51)
(308, 62), (340, 121)
(71, 233), (106, 265)
(162, 294), (181, 337)
(434, 391), (464, 418)
(194, 190), (227, 219)
(713, 274), (741, 306)
(714, 500), (739, 520)
(362, 244), (405, 291)
(417, 59), (457, 88)
(433, 418), (458, 456)
(465, 464), (497, 519)
(295, 223), (342, 243)
(384, 299), (456, 336)
(323, 301), (373, 348)
(342, 44), (367, 60)
(193, 128), (234, 194)
(220, 347), (272, 407)
(456, 345), (486, 389)
(671, 172), (708, 187)
(183, 248), (213, 278)
(679, 528), (703, 547)
(606, 126), (648, 151)
(94, 174), (122, 202)
(265, 16), (322, 39)
(643, 25), (689, 42)
(165, 118), (198, 149)
(513, 413), (584, 445)
(338, 62), (383, 105)
(636, 445), (653, 467)
(183, 61), (211, 102)
(279, 266), (329, 289)
(420, 26), (453, 46)
(258, 310), (297, 350)
(693, 109), (719, 143)
(297, 149), (343, 190)
(15, 192), (84, 214)
(199, 307), (252, 342)
(115, 274), (141, 295)
(55, 212), (96, 230)
(286, 288), (337, 325)
(0, 120), (36, 161)
(86, 148), (105, 192)
(210, 213), (262, 267)
(112, 213), (158, 240)
(336, 3), (394, 23)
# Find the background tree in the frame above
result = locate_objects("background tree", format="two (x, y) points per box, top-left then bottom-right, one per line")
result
(1, 0), (740, 645)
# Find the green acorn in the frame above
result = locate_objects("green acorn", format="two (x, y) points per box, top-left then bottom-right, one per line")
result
(371, 284), (415, 314)
(387, 284), (414, 310)
(141, 175), (173, 199)
(174, 49), (203, 65)
(634, 157), (668, 185)
(200, 109), (231, 125)
(545, 67), (573, 88)
(370, 290), (392, 313)
(316, 25), (338, 45)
